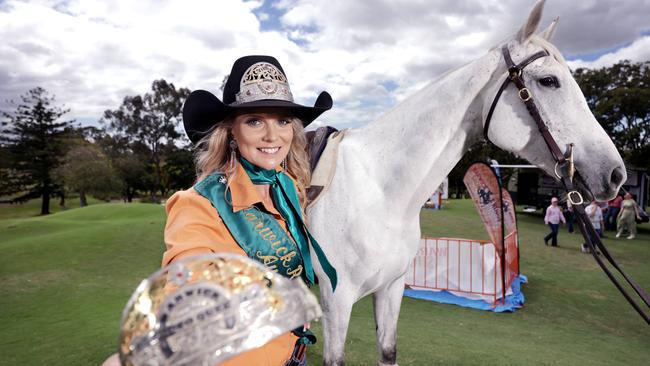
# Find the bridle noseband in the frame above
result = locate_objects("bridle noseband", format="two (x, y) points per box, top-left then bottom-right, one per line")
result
(483, 45), (650, 326)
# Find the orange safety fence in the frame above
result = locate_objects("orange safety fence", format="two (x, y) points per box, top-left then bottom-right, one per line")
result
(405, 230), (519, 306)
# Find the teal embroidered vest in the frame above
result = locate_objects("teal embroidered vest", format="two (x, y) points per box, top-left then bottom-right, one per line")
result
(194, 171), (333, 345)
(194, 172), (307, 281)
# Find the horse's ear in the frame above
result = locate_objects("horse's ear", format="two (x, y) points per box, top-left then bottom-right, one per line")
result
(541, 16), (560, 41)
(517, 0), (545, 44)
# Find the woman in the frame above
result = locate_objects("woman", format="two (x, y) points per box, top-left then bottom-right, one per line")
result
(544, 197), (565, 247)
(103, 56), (337, 366)
(169, 55), (337, 365)
(616, 193), (642, 239)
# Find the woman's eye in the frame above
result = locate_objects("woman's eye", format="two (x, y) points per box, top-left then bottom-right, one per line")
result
(278, 119), (291, 126)
(538, 76), (560, 88)
(245, 119), (262, 126)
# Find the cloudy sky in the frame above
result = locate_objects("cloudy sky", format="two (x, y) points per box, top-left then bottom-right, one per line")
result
(1, 0), (649, 130)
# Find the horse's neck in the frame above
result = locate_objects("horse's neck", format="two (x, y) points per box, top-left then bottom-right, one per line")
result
(351, 50), (502, 217)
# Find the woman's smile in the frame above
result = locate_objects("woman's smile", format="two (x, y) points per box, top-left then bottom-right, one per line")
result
(258, 146), (281, 154)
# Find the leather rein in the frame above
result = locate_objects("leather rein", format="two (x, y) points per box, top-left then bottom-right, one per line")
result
(484, 46), (650, 326)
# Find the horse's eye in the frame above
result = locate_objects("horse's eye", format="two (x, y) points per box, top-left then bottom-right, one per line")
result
(538, 76), (560, 88)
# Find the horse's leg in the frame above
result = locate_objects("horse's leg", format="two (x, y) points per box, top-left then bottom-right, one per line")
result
(372, 276), (405, 366)
(321, 286), (355, 366)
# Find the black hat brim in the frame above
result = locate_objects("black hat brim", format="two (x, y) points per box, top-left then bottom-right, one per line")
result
(182, 89), (332, 144)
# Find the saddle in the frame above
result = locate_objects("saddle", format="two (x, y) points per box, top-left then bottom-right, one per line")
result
(304, 126), (347, 207)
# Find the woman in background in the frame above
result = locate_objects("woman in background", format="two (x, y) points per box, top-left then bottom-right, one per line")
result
(616, 193), (641, 239)
(544, 197), (565, 247)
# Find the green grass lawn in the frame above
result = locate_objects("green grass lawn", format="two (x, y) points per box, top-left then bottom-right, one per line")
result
(0, 196), (105, 220)
(1, 199), (648, 365)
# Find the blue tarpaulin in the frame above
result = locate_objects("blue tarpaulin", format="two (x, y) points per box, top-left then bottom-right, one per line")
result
(403, 274), (528, 313)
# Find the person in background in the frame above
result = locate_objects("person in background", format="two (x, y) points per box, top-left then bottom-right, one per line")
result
(597, 200), (609, 230)
(544, 197), (566, 247)
(565, 199), (575, 234)
(585, 200), (604, 237)
(617, 192), (642, 239)
(605, 194), (623, 231)
(581, 200), (605, 254)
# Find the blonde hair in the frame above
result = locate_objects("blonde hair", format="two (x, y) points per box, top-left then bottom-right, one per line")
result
(194, 115), (311, 207)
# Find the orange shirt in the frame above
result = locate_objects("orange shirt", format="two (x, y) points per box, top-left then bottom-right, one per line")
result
(162, 163), (298, 366)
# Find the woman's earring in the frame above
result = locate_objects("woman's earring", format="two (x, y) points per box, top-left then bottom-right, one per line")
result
(282, 159), (287, 171)
(228, 140), (237, 172)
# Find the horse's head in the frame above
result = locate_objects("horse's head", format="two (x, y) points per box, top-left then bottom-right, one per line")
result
(483, 0), (626, 201)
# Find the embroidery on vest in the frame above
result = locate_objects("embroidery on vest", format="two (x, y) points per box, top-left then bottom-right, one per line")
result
(194, 173), (305, 281)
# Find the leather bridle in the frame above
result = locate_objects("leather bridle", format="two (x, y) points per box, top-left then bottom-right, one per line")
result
(484, 45), (650, 326)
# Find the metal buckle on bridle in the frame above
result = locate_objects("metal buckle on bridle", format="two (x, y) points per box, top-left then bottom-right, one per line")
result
(567, 190), (584, 206)
(553, 162), (564, 180)
(553, 144), (576, 182)
(518, 88), (532, 101)
(508, 66), (521, 79)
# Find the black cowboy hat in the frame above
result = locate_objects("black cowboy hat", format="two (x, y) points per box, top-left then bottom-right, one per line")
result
(182, 55), (333, 144)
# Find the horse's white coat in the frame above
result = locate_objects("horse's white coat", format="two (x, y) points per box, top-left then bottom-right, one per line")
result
(307, 2), (625, 365)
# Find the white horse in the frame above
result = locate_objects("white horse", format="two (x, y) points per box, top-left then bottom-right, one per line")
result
(307, 1), (626, 365)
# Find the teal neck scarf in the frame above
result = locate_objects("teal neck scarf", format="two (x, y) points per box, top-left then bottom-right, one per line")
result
(239, 157), (337, 291)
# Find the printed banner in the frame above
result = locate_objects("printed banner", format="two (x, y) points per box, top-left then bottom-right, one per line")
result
(463, 163), (504, 254)
(501, 187), (517, 241)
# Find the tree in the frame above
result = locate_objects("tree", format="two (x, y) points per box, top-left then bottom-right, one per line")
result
(574, 60), (650, 170)
(0, 145), (12, 197)
(0, 87), (74, 214)
(101, 79), (190, 201)
(161, 144), (196, 195)
(56, 143), (122, 207)
(89, 129), (149, 202)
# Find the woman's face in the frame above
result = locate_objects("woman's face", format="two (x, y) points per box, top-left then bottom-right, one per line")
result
(231, 109), (294, 170)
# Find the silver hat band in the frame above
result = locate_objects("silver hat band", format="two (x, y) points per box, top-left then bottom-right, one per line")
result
(232, 62), (294, 105)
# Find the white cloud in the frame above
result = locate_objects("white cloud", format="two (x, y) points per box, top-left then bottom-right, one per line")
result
(0, 0), (648, 130)
(567, 36), (650, 70)
(0, 0), (289, 121)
